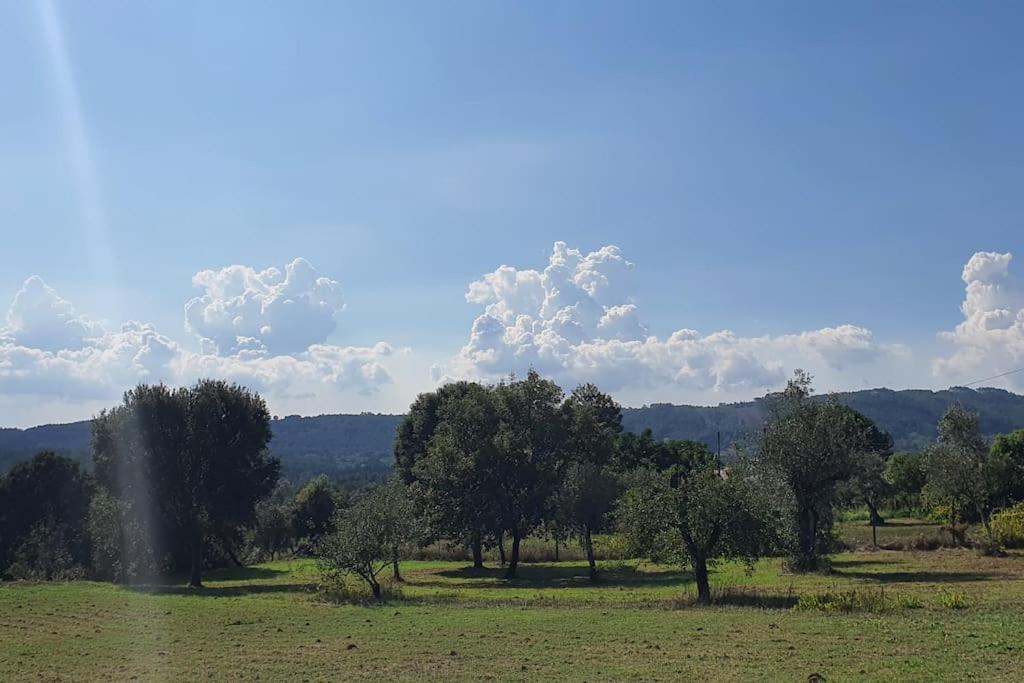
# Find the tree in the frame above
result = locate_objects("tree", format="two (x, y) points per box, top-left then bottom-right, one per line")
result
(989, 430), (1024, 508)
(380, 476), (421, 582)
(557, 384), (623, 581)
(885, 452), (927, 510)
(316, 481), (417, 600)
(0, 452), (93, 580)
(923, 404), (995, 544)
(493, 370), (566, 578)
(836, 413), (894, 545)
(617, 464), (767, 604)
(412, 382), (503, 569)
(758, 371), (876, 571)
(92, 380), (279, 587)
(291, 476), (340, 548)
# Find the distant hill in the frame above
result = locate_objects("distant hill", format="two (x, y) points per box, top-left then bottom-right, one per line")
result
(3, 387), (1024, 481)
(622, 387), (1024, 455)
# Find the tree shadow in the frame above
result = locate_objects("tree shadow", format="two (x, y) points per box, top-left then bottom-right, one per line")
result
(125, 582), (314, 598)
(419, 563), (690, 590)
(830, 558), (896, 568)
(832, 569), (999, 583)
(204, 566), (290, 582)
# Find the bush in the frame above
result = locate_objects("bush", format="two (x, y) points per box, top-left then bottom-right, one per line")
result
(6, 521), (86, 581)
(937, 589), (969, 609)
(990, 503), (1024, 548)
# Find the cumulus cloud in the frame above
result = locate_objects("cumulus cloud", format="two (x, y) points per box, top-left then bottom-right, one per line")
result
(0, 259), (394, 404)
(934, 251), (1024, 388)
(185, 258), (346, 355)
(437, 242), (901, 395)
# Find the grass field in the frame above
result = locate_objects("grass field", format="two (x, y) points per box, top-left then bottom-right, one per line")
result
(3, 521), (1024, 681)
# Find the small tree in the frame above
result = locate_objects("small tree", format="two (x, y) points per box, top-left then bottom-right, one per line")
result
(617, 464), (767, 604)
(989, 430), (1024, 508)
(885, 452), (927, 510)
(924, 404), (995, 544)
(317, 482), (419, 600)
(291, 476), (339, 549)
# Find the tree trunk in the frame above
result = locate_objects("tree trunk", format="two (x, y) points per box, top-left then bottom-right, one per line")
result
(392, 544), (403, 582)
(189, 534), (203, 588)
(583, 526), (598, 582)
(872, 520), (878, 548)
(497, 533), (506, 566)
(370, 578), (382, 601)
(867, 500), (884, 527)
(554, 537), (560, 563)
(795, 504), (819, 571)
(976, 501), (994, 545)
(693, 554), (711, 605)
(505, 530), (521, 579)
(221, 537), (244, 567)
(471, 532), (484, 569)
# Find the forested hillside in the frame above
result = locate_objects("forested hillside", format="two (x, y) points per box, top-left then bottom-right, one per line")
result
(3, 387), (1024, 479)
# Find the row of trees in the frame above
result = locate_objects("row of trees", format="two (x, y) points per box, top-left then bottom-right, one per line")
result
(4, 371), (1024, 604)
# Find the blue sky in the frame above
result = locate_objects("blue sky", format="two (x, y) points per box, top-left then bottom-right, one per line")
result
(1, 1), (1023, 426)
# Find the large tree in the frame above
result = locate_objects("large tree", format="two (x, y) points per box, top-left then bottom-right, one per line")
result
(758, 371), (877, 571)
(92, 380), (279, 586)
(557, 384), (623, 581)
(413, 381), (503, 569)
(493, 370), (566, 578)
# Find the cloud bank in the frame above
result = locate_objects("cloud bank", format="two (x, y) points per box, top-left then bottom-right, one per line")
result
(436, 241), (905, 396)
(0, 259), (395, 406)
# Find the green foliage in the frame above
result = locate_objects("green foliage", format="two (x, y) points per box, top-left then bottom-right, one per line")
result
(617, 463), (769, 603)
(922, 404), (994, 541)
(795, 588), (920, 613)
(758, 371), (884, 571)
(885, 452), (928, 509)
(0, 451), (93, 580)
(291, 475), (340, 548)
(990, 503), (1024, 548)
(91, 380), (279, 586)
(937, 589), (969, 609)
(316, 478), (419, 600)
(988, 429), (1024, 507)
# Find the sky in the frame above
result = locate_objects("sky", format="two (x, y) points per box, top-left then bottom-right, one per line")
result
(1, 0), (1023, 427)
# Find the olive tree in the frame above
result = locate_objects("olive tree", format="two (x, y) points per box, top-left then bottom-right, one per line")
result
(317, 481), (417, 600)
(617, 464), (767, 604)
(758, 371), (876, 571)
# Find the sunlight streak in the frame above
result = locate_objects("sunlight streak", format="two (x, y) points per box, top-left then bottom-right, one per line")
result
(35, 0), (118, 305)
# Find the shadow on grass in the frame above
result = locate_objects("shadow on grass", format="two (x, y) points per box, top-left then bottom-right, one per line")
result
(832, 569), (999, 583)
(126, 582), (314, 598)
(205, 566), (291, 581)
(418, 564), (689, 590)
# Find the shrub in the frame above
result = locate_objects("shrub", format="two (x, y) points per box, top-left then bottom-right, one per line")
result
(990, 503), (1024, 548)
(937, 589), (969, 609)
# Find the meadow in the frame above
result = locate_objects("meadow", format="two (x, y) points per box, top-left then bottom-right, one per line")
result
(2, 519), (1023, 681)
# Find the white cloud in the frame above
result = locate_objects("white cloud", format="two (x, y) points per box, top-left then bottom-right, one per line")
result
(934, 251), (1024, 388)
(0, 259), (395, 406)
(185, 257), (346, 355)
(437, 242), (902, 396)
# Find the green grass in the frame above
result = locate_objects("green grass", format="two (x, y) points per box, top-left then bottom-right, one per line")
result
(3, 524), (1024, 681)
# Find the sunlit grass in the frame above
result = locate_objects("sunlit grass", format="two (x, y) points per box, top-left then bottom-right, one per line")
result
(2, 523), (1023, 680)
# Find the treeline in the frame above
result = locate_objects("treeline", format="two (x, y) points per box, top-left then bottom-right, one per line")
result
(3, 371), (1024, 605)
